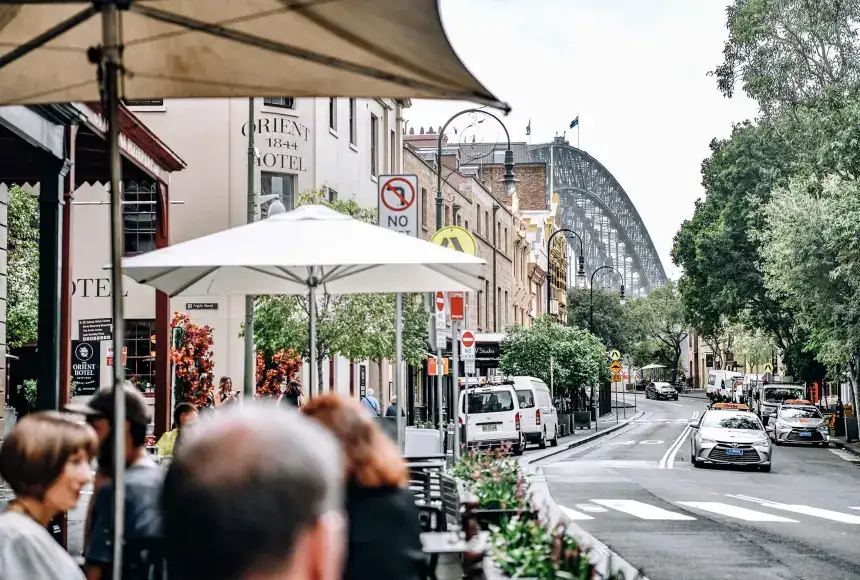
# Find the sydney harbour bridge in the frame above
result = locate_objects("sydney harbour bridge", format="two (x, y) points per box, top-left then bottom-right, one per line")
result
(459, 136), (668, 296)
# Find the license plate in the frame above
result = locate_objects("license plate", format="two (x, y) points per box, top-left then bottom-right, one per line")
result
(482, 424), (497, 432)
(725, 448), (744, 456)
(799, 431), (812, 437)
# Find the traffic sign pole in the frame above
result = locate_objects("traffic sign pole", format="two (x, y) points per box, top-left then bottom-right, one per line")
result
(395, 293), (404, 453)
(452, 320), (460, 461)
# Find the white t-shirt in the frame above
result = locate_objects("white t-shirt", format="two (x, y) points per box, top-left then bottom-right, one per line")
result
(0, 510), (85, 580)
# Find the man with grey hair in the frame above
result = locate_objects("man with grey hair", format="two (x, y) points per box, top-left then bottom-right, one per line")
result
(161, 403), (345, 580)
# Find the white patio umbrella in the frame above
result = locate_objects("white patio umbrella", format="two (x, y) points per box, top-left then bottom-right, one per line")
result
(122, 203), (486, 387)
(0, 3), (507, 571)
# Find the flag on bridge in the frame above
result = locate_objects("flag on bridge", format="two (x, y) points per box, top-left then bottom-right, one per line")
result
(569, 116), (580, 129)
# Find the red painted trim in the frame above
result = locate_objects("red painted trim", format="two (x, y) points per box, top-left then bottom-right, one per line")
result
(59, 125), (76, 410)
(86, 102), (186, 172)
(329, 358), (335, 392)
(153, 181), (171, 437)
(349, 360), (355, 397)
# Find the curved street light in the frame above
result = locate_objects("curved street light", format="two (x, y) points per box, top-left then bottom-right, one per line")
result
(589, 265), (625, 334)
(546, 228), (586, 321)
(436, 108), (516, 229)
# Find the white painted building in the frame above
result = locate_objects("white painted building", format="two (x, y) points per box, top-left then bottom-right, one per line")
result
(71, 97), (407, 396)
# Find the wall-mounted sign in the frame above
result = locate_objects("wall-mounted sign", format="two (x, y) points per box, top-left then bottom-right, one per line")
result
(71, 341), (100, 396)
(475, 343), (501, 359)
(186, 302), (219, 310)
(242, 116), (310, 172)
(79, 318), (112, 341)
(106, 346), (128, 368)
(72, 277), (128, 298)
(359, 365), (367, 398)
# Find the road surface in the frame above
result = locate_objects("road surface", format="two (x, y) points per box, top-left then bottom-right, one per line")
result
(538, 396), (860, 580)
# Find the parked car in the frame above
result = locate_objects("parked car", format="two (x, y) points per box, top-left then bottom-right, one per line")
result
(645, 382), (679, 401)
(510, 376), (559, 449)
(459, 382), (526, 455)
(766, 401), (830, 447)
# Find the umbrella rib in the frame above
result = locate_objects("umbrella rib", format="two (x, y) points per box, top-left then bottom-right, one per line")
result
(126, 3), (509, 109)
(273, 266), (309, 286)
(0, 6), (96, 71)
(170, 267), (220, 297)
(321, 264), (380, 285)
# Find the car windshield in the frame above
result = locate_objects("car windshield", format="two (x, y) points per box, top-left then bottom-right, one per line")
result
(701, 412), (763, 431)
(779, 407), (822, 419)
(467, 390), (514, 413)
(516, 390), (535, 408)
(764, 388), (805, 403)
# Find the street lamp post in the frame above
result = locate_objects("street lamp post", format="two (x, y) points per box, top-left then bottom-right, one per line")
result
(546, 228), (586, 320)
(436, 109), (516, 229)
(588, 265), (626, 334)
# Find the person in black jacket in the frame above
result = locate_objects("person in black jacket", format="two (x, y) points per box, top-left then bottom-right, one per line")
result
(302, 393), (424, 580)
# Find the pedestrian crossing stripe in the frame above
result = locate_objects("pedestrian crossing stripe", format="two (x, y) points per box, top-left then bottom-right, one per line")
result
(557, 498), (860, 525)
(829, 448), (860, 462)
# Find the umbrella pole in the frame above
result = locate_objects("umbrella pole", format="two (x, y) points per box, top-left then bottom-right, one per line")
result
(101, 3), (127, 579)
(395, 293), (404, 453)
(309, 283), (317, 394)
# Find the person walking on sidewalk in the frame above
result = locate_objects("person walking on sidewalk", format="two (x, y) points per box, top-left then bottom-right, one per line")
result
(385, 396), (404, 417)
(161, 403), (345, 580)
(302, 394), (423, 580)
(155, 403), (199, 460)
(0, 412), (98, 580)
(361, 388), (381, 417)
(280, 380), (303, 408)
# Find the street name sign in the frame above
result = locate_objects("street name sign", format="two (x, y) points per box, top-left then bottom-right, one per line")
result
(461, 329), (476, 361)
(430, 225), (477, 256)
(378, 174), (418, 237)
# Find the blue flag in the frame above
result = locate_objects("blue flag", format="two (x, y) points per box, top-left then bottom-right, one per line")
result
(569, 116), (579, 129)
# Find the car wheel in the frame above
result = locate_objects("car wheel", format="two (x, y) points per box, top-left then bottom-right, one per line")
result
(550, 426), (559, 447)
(692, 455), (702, 468)
(513, 435), (525, 456)
(760, 464), (772, 473)
(539, 428), (547, 449)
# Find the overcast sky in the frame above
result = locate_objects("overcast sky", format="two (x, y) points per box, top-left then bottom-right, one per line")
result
(405, 0), (759, 279)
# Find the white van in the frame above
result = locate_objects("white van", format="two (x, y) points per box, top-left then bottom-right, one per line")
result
(458, 382), (526, 455)
(510, 376), (559, 449)
(707, 370), (743, 398)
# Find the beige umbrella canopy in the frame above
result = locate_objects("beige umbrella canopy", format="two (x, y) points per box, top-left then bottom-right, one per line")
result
(0, 0), (508, 108)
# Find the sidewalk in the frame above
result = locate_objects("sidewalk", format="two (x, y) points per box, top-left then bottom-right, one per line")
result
(831, 434), (860, 458)
(679, 389), (708, 400)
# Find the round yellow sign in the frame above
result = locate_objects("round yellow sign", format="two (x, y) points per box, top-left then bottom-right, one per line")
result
(430, 225), (477, 256)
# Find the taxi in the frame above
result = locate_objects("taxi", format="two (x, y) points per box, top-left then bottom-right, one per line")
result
(767, 400), (830, 447)
(690, 403), (772, 472)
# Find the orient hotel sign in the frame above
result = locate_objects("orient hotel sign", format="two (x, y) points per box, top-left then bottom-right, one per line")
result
(242, 117), (310, 172)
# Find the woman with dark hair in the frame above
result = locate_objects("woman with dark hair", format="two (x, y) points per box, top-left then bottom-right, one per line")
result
(218, 376), (239, 408)
(0, 412), (98, 579)
(280, 380), (303, 408)
(156, 402), (200, 459)
(302, 394), (423, 580)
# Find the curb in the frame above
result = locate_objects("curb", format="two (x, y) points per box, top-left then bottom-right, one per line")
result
(525, 411), (644, 464)
(831, 438), (860, 458)
(527, 468), (648, 580)
(679, 392), (708, 400)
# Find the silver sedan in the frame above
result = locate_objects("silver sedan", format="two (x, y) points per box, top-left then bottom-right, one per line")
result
(690, 409), (773, 472)
(767, 405), (830, 447)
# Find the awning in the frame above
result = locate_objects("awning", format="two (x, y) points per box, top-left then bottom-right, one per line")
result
(0, 0), (508, 110)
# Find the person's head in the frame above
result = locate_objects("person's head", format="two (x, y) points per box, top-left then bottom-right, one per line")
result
(219, 376), (233, 393)
(162, 403), (345, 580)
(64, 383), (152, 456)
(289, 380), (301, 395)
(389, 395), (397, 405)
(0, 412), (97, 517)
(174, 402), (199, 430)
(366, 388), (375, 398)
(302, 394), (408, 489)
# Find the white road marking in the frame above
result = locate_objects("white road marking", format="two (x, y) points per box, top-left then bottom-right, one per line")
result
(610, 440), (638, 445)
(659, 423), (692, 469)
(576, 504), (608, 513)
(591, 499), (696, 520)
(663, 402), (683, 407)
(558, 505), (595, 520)
(639, 440), (665, 445)
(829, 449), (860, 462)
(692, 411), (699, 420)
(851, 507), (860, 511)
(676, 502), (798, 523)
(727, 494), (860, 524)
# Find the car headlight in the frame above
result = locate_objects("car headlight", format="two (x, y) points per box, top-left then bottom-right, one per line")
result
(753, 436), (770, 448)
(698, 437), (716, 445)
(775, 420), (790, 429)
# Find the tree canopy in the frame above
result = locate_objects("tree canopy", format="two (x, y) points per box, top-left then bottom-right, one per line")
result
(567, 286), (639, 354)
(500, 316), (607, 394)
(7, 185), (39, 349)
